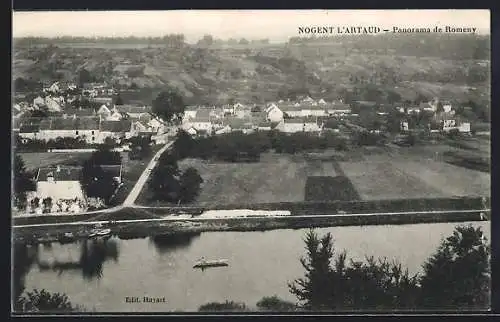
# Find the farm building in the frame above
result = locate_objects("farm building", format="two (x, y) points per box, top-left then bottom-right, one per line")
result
(276, 117), (322, 133)
(265, 104), (284, 122)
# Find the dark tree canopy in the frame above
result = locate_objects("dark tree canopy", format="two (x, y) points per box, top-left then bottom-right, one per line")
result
(419, 225), (490, 310)
(152, 87), (186, 123)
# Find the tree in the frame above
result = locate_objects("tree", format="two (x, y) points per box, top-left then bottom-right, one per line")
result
(14, 154), (36, 209)
(16, 289), (79, 312)
(197, 34), (214, 47)
(149, 153), (181, 202)
(256, 296), (298, 312)
(81, 146), (122, 204)
(419, 225), (490, 310)
(288, 229), (334, 310)
(178, 167), (203, 203)
(152, 87), (186, 124)
(78, 68), (93, 86)
(42, 197), (53, 213)
(115, 94), (124, 106)
(173, 129), (195, 159)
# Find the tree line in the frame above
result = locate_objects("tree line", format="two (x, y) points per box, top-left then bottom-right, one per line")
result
(172, 129), (349, 162)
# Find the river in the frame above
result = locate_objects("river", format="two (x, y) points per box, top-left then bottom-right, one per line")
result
(20, 221), (490, 312)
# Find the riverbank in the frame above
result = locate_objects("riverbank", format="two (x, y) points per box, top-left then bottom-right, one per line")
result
(12, 196), (489, 226)
(13, 210), (488, 245)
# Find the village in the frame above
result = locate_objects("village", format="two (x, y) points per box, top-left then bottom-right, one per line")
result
(12, 77), (486, 217)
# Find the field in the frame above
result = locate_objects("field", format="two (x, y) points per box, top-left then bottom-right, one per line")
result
(19, 152), (93, 171)
(305, 176), (360, 201)
(338, 145), (490, 200)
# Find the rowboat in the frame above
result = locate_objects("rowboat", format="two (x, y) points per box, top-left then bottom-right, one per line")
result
(193, 258), (229, 269)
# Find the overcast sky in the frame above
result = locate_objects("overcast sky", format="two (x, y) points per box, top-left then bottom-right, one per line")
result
(13, 10), (490, 43)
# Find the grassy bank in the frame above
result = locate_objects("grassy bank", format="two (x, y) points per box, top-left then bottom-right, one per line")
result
(13, 196), (489, 226)
(13, 209), (488, 244)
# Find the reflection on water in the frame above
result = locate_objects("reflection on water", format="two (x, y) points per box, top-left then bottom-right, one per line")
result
(150, 232), (201, 253)
(12, 243), (39, 301)
(20, 222), (491, 312)
(36, 238), (119, 280)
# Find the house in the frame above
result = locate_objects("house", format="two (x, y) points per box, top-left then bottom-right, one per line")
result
(106, 110), (124, 121)
(301, 105), (328, 117)
(33, 96), (45, 107)
(182, 113), (213, 134)
(257, 121), (273, 131)
(280, 105), (303, 118)
(48, 82), (60, 94)
(37, 117), (101, 144)
(116, 105), (152, 119)
(420, 102), (436, 113)
(234, 104), (252, 119)
(224, 117), (255, 134)
(326, 103), (351, 116)
(18, 124), (40, 140)
(98, 120), (132, 143)
(318, 99), (327, 105)
(276, 117), (322, 133)
(265, 104), (284, 122)
(62, 108), (97, 119)
(301, 96), (314, 103)
(34, 165), (85, 202)
(214, 124), (232, 135)
(91, 96), (113, 105)
(184, 106), (198, 121)
(44, 96), (63, 112)
(97, 105), (112, 118)
(223, 104), (234, 115)
(126, 120), (154, 139)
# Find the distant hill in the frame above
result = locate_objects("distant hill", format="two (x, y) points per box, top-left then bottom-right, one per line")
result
(13, 34), (490, 107)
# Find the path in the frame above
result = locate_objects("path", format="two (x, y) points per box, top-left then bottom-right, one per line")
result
(122, 141), (174, 206)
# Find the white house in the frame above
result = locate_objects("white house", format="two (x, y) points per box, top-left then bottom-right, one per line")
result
(301, 105), (327, 117)
(33, 96), (45, 107)
(222, 104), (234, 115)
(35, 166), (85, 202)
(182, 115), (213, 134)
(280, 105), (303, 118)
(97, 105), (112, 118)
(326, 104), (351, 116)
(48, 82), (60, 94)
(276, 117), (322, 133)
(183, 106), (198, 122)
(45, 96), (62, 112)
(265, 104), (284, 122)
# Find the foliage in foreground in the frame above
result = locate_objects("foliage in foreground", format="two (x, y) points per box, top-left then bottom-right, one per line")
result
(15, 289), (81, 312)
(288, 225), (490, 311)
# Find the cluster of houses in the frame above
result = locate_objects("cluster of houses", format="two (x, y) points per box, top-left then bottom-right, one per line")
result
(181, 96), (352, 136)
(14, 103), (169, 145)
(399, 98), (471, 134)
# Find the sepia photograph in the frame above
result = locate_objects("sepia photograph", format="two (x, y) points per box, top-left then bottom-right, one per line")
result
(11, 9), (491, 314)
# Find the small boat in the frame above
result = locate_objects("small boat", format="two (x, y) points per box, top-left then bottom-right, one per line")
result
(96, 228), (112, 237)
(58, 232), (76, 244)
(193, 258), (229, 269)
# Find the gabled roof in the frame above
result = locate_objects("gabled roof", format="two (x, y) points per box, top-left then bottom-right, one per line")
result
(37, 166), (82, 182)
(327, 103), (351, 110)
(284, 117), (318, 124)
(100, 120), (132, 132)
(19, 124), (40, 133)
(117, 105), (152, 114)
(63, 108), (97, 117)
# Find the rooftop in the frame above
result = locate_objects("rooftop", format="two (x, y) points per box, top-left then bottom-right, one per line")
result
(37, 166), (82, 182)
